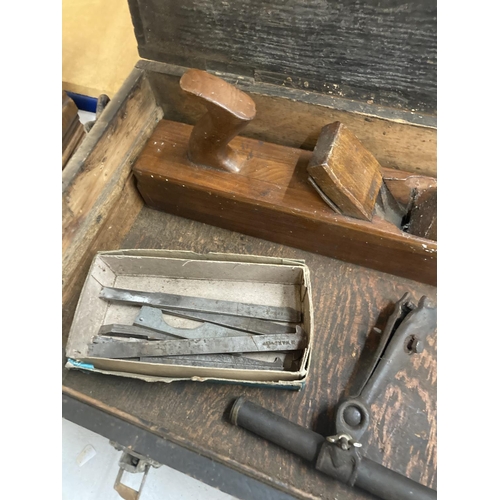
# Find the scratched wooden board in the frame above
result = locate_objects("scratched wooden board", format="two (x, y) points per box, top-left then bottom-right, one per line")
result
(62, 207), (436, 500)
(62, 91), (85, 170)
(127, 0), (437, 114)
(62, 70), (162, 331)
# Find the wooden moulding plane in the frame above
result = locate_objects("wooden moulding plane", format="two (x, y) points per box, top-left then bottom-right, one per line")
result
(132, 69), (437, 285)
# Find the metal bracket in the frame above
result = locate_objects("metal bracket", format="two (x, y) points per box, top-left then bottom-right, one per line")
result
(334, 294), (437, 443)
(110, 442), (161, 500)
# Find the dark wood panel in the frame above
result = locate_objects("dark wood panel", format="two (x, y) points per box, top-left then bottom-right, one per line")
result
(62, 206), (436, 500)
(128, 0), (436, 113)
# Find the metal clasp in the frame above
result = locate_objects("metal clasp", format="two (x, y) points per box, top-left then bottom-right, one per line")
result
(326, 433), (362, 451)
(110, 443), (161, 500)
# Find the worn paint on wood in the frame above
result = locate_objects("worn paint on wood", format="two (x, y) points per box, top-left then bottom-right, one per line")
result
(62, 91), (85, 169)
(62, 71), (162, 316)
(63, 206), (437, 500)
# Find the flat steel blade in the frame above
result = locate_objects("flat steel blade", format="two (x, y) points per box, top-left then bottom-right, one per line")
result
(133, 307), (250, 339)
(98, 324), (174, 340)
(374, 182), (406, 227)
(88, 332), (306, 359)
(140, 354), (284, 371)
(99, 287), (301, 322)
(160, 308), (295, 335)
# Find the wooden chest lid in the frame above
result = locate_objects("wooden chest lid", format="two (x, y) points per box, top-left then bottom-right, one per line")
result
(126, 0), (436, 114)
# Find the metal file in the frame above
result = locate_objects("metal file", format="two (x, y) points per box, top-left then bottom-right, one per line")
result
(89, 332), (306, 359)
(99, 287), (301, 322)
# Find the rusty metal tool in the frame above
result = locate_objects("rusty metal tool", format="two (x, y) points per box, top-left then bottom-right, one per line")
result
(136, 305), (294, 335)
(97, 323), (286, 370)
(98, 324), (173, 340)
(324, 294), (435, 450)
(96, 307), (296, 368)
(229, 294), (437, 500)
(140, 354), (284, 371)
(99, 321), (251, 341)
(88, 330), (306, 359)
(132, 306), (251, 339)
(100, 287), (301, 323)
(159, 307), (296, 335)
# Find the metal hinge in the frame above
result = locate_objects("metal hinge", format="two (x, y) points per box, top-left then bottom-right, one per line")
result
(110, 442), (161, 500)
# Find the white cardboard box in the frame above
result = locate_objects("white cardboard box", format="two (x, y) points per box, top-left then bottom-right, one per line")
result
(65, 249), (313, 390)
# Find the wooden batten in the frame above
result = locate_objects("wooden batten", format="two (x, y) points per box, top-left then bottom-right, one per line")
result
(62, 91), (85, 169)
(62, 69), (162, 343)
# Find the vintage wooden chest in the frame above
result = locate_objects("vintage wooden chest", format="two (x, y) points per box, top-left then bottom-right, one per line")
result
(62, 2), (436, 499)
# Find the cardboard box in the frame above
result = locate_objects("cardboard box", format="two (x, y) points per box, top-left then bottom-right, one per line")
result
(65, 249), (313, 390)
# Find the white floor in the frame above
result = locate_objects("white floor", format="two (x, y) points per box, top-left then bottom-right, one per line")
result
(62, 418), (236, 500)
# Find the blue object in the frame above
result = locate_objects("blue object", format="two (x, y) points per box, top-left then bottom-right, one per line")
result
(67, 359), (94, 370)
(65, 92), (98, 113)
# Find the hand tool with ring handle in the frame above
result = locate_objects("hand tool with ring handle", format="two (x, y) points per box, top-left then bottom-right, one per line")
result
(229, 294), (437, 500)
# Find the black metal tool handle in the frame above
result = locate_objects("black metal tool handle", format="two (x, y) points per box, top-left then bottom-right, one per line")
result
(230, 398), (436, 500)
(230, 397), (325, 463)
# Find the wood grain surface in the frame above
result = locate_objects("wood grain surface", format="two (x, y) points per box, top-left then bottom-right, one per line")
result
(62, 72), (161, 314)
(307, 122), (383, 221)
(62, 91), (85, 170)
(62, 206), (437, 500)
(142, 61), (437, 176)
(180, 69), (257, 172)
(127, 0), (436, 113)
(133, 119), (437, 285)
(62, 174), (143, 349)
